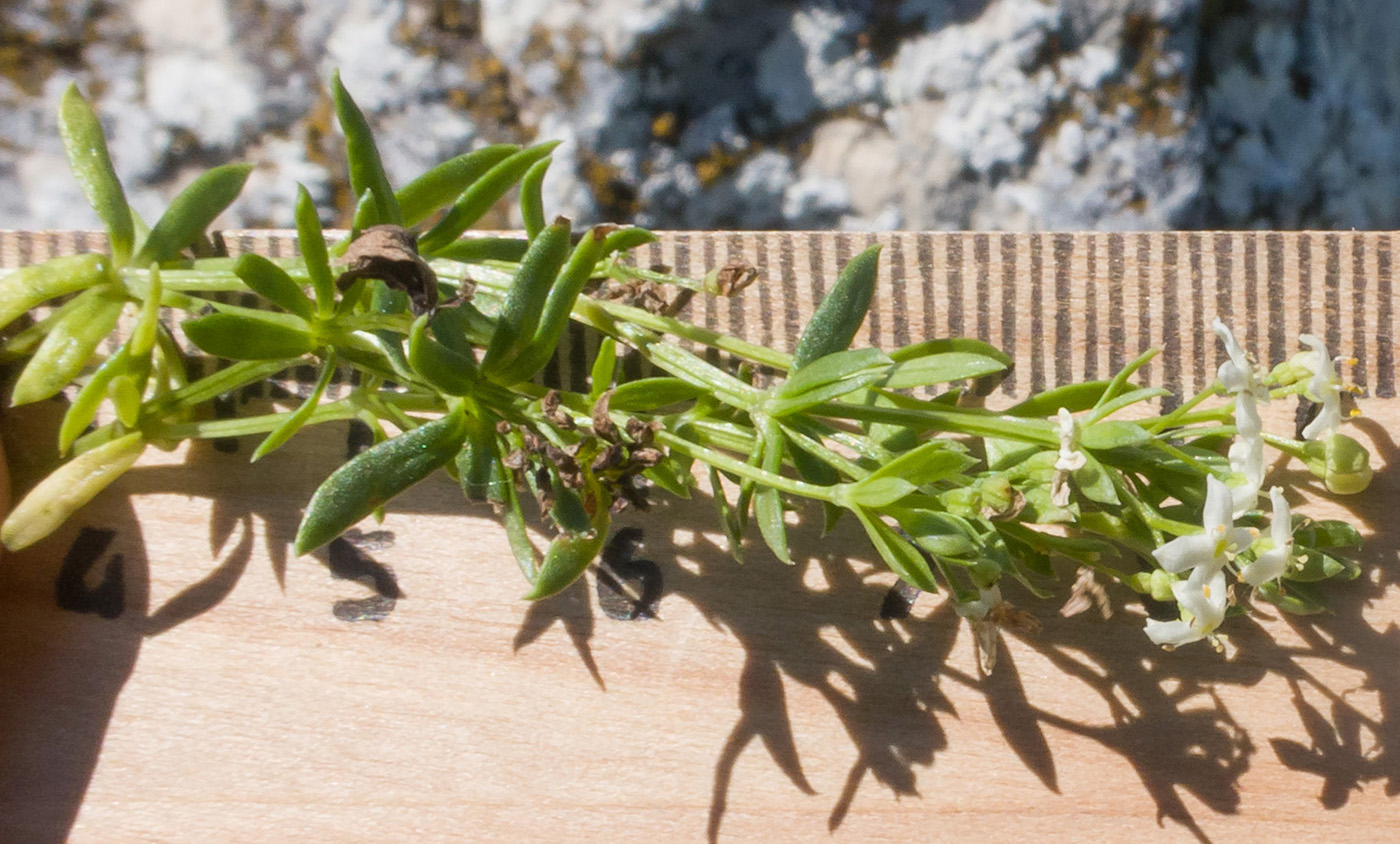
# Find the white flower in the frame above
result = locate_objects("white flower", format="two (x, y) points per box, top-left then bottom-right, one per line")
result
(1296, 334), (1346, 441)
(1151, 475), (1255, 576)
(1238, 487), (1294, 587)
(1211, 318), (1268, 403)
(1227, 436), (1264, 517)
(1213, 319), (1267, 515)
(1145, 565), (1229, 648)
(1051, 407), (1086, 506)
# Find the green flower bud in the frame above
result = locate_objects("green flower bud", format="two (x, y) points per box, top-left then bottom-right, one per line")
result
(1149, 569), (1176, 603)
(1304, 432), (1373, 494)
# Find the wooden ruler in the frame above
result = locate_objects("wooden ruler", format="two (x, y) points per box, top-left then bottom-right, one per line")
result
(1, 229), (1397, 843)
(3, 229), (1396, 398)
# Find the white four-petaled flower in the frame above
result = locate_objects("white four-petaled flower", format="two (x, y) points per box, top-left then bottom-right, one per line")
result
(1151, 475), (1255, 577)
(1296, 334), (1345, 441)
(1146, 566), (1228, 648)
(1238, 486), (1295, 587)
(1146, 476), (1255, 649)
(1052, 407), (1086, 506)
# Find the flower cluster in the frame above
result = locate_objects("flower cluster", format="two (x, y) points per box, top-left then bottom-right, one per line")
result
(1143, 322), (1360, 650)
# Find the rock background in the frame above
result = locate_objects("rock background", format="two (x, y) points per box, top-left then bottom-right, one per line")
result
(2, 0), (1398, 232)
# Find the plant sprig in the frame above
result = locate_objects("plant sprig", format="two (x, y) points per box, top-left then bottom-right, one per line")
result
(0, 77), (1378, 656)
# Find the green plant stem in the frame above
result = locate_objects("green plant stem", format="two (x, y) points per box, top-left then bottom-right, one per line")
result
(656, 430), (838, 502)
(812, 401), (1058, 445)
(1146, 399), (1232, 434)
(146, 358), (298, 415)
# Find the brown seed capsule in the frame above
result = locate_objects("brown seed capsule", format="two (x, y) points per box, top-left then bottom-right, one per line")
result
(629, 447), (664, 468)
(712, 261), (758, 296)
(335, 225), (439, 315)
(592, 389), (619, 442)
(625, 416), (659, 445)
(496, 420), (513, 435)
(541, 389), (575, 430)
(592, 443), (626, 473)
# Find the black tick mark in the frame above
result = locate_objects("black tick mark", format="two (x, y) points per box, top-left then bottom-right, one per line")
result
(55, 527), (125, 619)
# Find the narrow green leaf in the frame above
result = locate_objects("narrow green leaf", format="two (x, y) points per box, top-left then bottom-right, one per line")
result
(498, 471), (539, 580)
(495, 225), (611, 383)
(408, 311), (478, 395)
(1087, 386), (1170, 424)
(709, 466), (744, 563)
(12, 285), (126, 406)
(610, 377), (705, 411)
(890, 508), (981, 558)
(417, 141), (561, 255)
(1293, 519), (1362, 550)
(252, 352), (339, 461)
(59, 84), (134, 265)
(754, 486), (791, 563)
(59, 347), (131, 454)
(295, 183), (335, 317)
(753, 420), (791, 563)
(109, 374), (142, 427)
(549, 480), (593, 535)
(479, 218), (571, 379)
(397, 143), (519, 227)
(132, 163), (254, 266)
(1092, 347), (1159, 415)
(331, 70), (401, 227)
(783, 430), (844, 534)
(1080, 420), (1151, 450)
(848, 476), (918, 508)
(590, 336), (617, 401)
(235, 254), (315, 320)
(646, 342), (763, 409)
(295, 405), (468, 554)
(889, 336), (1013, 367)
(0, 253), (110, 331)
(644, 457), (694, 499)
(1283, 549), (1361, 583)
(1256, 580), (1327, 615)
(429, 236), (530, 264)
(865, 440), (977, 487)
(519, 156), (551, 239)
(182, 313), (316, 360)
(457, 409), (504, 502)
(602, 227), (658, 255)
(1007, 381), (1113, 417)
(854, 506), (938, 592)
(429, 301), (491, 353)
(1070, 452), (1120, 506)
(772, 348), (890, 403)
(523, 519), (608, 600)
(882, 351), (1008, 390)
(2, 431), (147, 550)
(791, 244), (881, 369)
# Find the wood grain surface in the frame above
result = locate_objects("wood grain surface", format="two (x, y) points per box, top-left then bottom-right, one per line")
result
(0, 230), (1397, 843)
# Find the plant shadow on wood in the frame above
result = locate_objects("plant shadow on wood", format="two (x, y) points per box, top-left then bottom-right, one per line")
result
(1236, 416), (1400, 808)
(512, 420), (1399, 843)
(0, 496), (149, 844)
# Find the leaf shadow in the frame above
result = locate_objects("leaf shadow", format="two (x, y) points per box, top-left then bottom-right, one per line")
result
(513, 463), (1400, 843)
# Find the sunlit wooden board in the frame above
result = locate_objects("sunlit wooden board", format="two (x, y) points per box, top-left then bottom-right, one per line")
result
(0, 230), (1397, 843)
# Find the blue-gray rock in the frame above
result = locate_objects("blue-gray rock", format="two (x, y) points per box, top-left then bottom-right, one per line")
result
(0, 0), (1397, 233)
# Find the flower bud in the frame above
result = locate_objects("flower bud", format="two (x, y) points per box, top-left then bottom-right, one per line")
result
(1149, 569), (1177, 603)
(1303, 432), (1373, 494)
